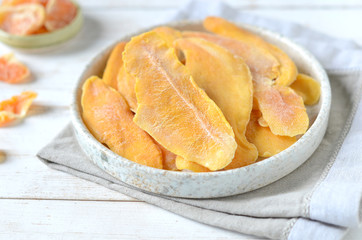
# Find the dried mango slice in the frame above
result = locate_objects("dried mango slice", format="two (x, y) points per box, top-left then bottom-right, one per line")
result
(175, 156), (210, 172)
(203, 16), (297, 86)
(157, 143), (177, 170)
(81, 76), (163, 169)
(246, 110), (297, 157)
(44, 0), (76, 31)
(0, 91), (37, 127)
(153, 26), (182, 47)
(123, 32), (237, 171)
(117, 65), (137, 112)
(0, 151), (5, 163)
(1, 0), (48, 7)
(103, 42), (127, 89)
(0, 3), (45, 35)
(183, 31), (279, 80)
(175, 37), (257, 169)
(0, 53), (30, 84)
(290, 73), (321, 105)
(254, 77), (309, 136)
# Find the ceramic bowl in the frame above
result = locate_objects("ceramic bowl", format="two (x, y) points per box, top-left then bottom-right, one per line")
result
(0, 1), (83, 49)
(71, 21), (331, 198)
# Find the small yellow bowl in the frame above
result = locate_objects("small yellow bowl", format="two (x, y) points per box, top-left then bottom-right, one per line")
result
(0, 2), (83, 49)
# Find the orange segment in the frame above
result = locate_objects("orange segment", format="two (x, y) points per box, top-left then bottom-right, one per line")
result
(123, 32), (237, 171)
(175, 156), (210, 172)
(254, 77), (309, 136)
(103, 42), (127, 89)
(183, 31), (279, 80)
(0, 53), (30, 84)
(81, 76), (163, 169)
(203, 16), (297, 86)
(44, 0), (76, 31)
(175, 37), (257, 169)
(290, 73), (321, 105)
(246, 110), (297, 157)
(0, 91), (37, 127)
(1, 0), (48, 7)
(0, 3), (45, 35)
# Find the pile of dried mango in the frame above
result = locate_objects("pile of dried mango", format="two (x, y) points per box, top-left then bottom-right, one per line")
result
(0, 0), (77, 35)
(81, 17), (321, 172)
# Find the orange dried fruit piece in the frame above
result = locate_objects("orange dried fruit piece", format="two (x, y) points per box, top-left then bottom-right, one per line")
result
(0, 91), (37, 127)
(123, 31), (237, 171)
(175, 156), (210, 172)
(153, 26), (182, 47)
(175, 37), (257, 169)
(44, 0), (76, 31)
(117, 66), (137, 112)
(1, 0), (48, 7)
(103, 42), (127, 89)
(157, 143), (177, 170)
(290, 73), (321, 105)
(81, 76), (163, 169)
(254, 77), (309, 136)
(246, 110), (297, 157)
(0, 3), (45, 35)
(0, 151), (5, 163)
(0, 53), (30, 84)
(203, 16), (297, 86)
(183, 31), (279, 80)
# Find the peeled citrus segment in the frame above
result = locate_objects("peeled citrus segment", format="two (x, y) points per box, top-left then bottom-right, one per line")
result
(117, 65), (137, 112)
(246, 110), (297, 157)
(103, 42), (127, 89)
(0, 3), (45, 35)
(44, 0), (76, 31)
(254, 77), (309, 137)
(183, 31), (279, 80)
(81, 76), (163, 169)
(0, 53), (30, 84)
(0, 91), (37, 127)
(203, 16), (297, 86)
(123, 32), (237, 171)
(175, 156), (210, 172)
(290, 73), (321, 105)
(175, 37), (257, 169)
(1, 0), (48, 7)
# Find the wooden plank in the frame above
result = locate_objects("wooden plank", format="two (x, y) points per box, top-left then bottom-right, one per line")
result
(0, 199), (260, 240)
(76, 0), (362, 9)
(0, 155), (134, 201)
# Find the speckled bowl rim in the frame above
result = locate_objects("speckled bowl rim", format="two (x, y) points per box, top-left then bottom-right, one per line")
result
(71, 20), (331, 192)
(0, 1), (83, 49)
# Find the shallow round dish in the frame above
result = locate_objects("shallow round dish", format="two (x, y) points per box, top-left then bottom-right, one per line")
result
(71, 21), (331, 198)
(0, 1), (83, 49)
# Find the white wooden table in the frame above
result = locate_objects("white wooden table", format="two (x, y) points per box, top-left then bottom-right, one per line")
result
(1, 0), (361, 239)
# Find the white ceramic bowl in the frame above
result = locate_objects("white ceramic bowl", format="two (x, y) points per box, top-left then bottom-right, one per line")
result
(71, 21), (331, 198)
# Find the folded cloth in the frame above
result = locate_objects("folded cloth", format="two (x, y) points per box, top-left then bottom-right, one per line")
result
(37, 1), (362, 239)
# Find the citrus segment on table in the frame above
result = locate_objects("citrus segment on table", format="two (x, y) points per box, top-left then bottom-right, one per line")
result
(123, 31), (237, 171)
(81, 76), (163, 169)
(103, 41), (126, 89)
(246, 110), (297, 157)
(203, 16), (298, 86)
(175, 156), (210, 172)
(44, 0), (76, 31)
(0, 91), (37, 127)
(0, 53), (30, 84)
(290, 73), (321, 105)
(175, 37), (257, 169)
(182, 31), (279, 80)
(0, 3), (45, 35)
(254, 77), (309, 136)
(1, 0), (48, 7)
